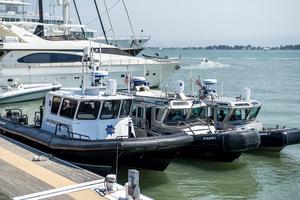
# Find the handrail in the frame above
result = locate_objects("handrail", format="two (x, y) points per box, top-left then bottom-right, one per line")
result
(54, 123), (90, 140)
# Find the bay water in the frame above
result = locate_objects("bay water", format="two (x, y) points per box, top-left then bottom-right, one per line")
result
(1, 49), (300, 199)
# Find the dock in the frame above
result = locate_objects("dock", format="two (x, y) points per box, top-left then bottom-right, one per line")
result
(0, 134), (151, 200)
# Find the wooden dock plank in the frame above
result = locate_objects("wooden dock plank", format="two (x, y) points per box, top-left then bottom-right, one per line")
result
(0, 135), (105, 200)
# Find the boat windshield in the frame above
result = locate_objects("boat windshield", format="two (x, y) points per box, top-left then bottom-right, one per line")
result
(217, 108), (229, 122)
(76, 101), (101, 120)
(164, 107), (204, 123)
(248, 106), (261, 120)
(229, 108), (250, 121)
(229, 106), (261, 122)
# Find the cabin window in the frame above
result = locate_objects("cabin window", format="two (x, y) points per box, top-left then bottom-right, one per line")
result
(76, 101), (100, 120)
(100, 100), (121, 119)
(229, 109), (249, 121)
(93, 48), (132, 56)
(164, 109), (188, 122)
(17, 53), (82, 63)
(248, 107), (261, 120)
(60, 99), (78, 119)
(189, 107), (204, 119)
(217, 109), (229, 122)
(51, 96), (61, 114)
(120, 99), (132, 118)
(137, 107), (144, 118)
(155, 108), (164, 121)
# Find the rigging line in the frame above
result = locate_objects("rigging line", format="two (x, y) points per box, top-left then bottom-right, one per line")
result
(85, 0), (121, 27)
(103, 0), (117, 46)
(94, 0), (108, 44)
(72, 0), (86, 37)
(121, 0), (136, 46)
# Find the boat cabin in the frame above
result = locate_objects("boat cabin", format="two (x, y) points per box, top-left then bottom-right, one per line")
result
(198, 79), (263, 131)
(41, 84), (135, 140)
(131, 79), (214, 136)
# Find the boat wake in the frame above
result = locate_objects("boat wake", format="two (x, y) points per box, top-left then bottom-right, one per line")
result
(241, 57), (300, 60)
(185, 60), (230, 69)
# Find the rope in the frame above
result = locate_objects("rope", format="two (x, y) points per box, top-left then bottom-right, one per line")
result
(85, 0), (121, 27)
(122, 0), (136, 45)
(103, 0), (117, 45)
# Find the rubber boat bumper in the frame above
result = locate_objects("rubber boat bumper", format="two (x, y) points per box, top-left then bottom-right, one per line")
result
(259, 128), (300, 151)
(0, 117), (193, 171)
(180, 129), (260, 162)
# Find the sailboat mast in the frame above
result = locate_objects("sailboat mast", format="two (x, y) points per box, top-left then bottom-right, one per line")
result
(72, 0), (85, 37)
(33, 0), (44, 37)
(93, 0), (108, 45)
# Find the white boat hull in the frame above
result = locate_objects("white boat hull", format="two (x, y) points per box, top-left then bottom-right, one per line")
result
(0, 84), (61, 104)
(0, 61), (178, 89)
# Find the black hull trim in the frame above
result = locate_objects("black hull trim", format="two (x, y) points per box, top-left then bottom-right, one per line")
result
(0, 118), (193, 171)
(259, 128), (300, 151)
(179, 129), (260, 162)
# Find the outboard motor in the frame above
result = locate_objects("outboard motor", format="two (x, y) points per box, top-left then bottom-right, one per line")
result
(131, 77), (149, 91)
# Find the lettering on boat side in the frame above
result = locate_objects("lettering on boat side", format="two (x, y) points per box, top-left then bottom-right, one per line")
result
(203, 136), (217, 140)
(106, 125), (115, 135)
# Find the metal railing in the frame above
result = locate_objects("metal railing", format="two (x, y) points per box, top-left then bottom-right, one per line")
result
(54, 123), (90, 140)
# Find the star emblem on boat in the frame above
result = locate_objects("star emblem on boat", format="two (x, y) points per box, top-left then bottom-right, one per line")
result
(106, 125), (115, 135)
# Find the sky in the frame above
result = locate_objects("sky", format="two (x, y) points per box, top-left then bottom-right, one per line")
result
(28, 0), (300, 47)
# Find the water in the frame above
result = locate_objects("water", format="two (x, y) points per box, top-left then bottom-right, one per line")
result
(1, 50), (300, 199)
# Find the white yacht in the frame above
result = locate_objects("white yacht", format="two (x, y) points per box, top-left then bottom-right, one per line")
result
(0, 0), (150, 55)
(0, 22), (179, 88)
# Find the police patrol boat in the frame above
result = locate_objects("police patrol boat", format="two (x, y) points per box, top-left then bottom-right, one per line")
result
(0, 49), (192, 171)
(129, 77), (260, 161)
(197, 78), (300, 151)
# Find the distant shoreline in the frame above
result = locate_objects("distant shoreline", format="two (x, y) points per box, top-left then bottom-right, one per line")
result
(146, 44), (300, 50)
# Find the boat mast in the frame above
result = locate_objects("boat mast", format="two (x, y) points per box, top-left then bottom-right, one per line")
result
(33, 0), (44, 37)
(93, 0), (109, 45)
(121, 0), (136, 46)
(103, 0), (117, 46)
(72, 0), (86, 37)
(62, 0), (70, 35)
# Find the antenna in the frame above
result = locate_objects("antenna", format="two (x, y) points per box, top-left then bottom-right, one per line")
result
(82, 47), (89, 96)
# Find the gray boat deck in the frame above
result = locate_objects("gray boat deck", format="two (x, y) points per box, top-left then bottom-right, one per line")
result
(0, 134), (106, 200)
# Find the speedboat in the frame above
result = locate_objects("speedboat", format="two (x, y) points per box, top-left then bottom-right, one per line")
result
(129, 77), (260, 162)
(197, 78), (300, 152)
(0, 79), (61, 104)
(0, 50), (192, 171)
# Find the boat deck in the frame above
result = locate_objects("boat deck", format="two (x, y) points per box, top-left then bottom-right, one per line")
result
(0, 134), (108, 200)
